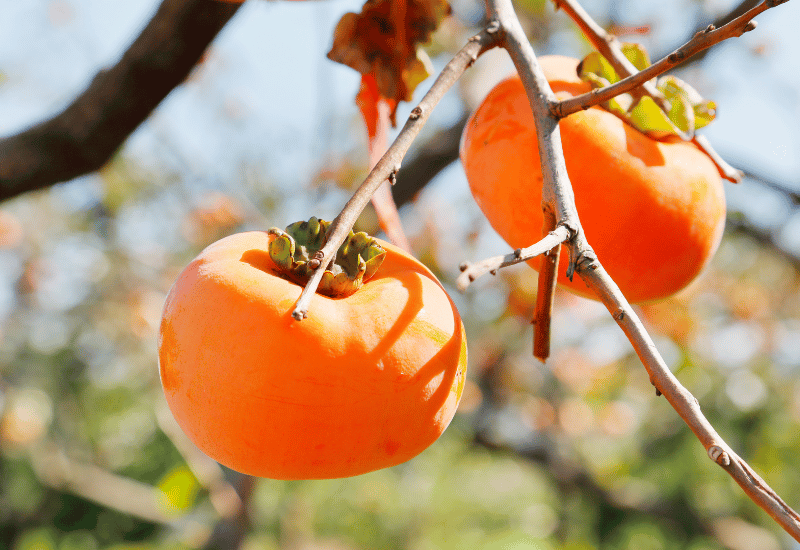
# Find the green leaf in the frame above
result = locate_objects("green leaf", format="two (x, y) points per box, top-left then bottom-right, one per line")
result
(15, 529), (57, 550)
(628, 96), (686, 140)
(578, 51), (619, 85)
(620, 42), (651, 71)
(657, 75), (717, 131)
(578, 43), (717, 140)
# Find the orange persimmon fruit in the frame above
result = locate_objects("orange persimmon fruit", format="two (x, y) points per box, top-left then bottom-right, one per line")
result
(158, 218), (467, 479)
(460, 55), (726, 303)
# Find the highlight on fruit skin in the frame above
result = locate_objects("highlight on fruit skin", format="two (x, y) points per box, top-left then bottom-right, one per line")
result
(158, 219), (467, 479)
(460, 55), (727, 304)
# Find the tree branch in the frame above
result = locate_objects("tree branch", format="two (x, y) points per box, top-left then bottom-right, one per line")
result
(554, 0), (779, 119)
(577, 262), (800, 538)
(0, 0), (241, 202)
(553, 0), (746, 181)
(291, 27), (500, 320)
(456, 225), (570, 290)
(392, 115), (467, 208)
(654, 0), (761, 64)
(30, 443), (174, 526)
(552, 0), (668, 111)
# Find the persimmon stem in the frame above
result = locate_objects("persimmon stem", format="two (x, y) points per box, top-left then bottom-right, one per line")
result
(291, 28), (499, 320)
(532, 209), (560, 362)
(484, 0), (800, 540)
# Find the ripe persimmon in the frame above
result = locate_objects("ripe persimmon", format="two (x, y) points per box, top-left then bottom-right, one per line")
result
(159, 218), (467, 479)
(460, 55), (726, 303)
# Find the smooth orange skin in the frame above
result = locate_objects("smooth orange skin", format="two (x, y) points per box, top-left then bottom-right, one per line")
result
(461, 55), (727, 303)
(159, 231), (467, 479)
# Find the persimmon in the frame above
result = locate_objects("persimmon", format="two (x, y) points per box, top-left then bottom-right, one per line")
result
(159, 218), (467, 479)
(460, 55), (726, 303)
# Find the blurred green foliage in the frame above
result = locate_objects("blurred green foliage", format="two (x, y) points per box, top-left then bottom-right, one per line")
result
(2, 154), (799, 549)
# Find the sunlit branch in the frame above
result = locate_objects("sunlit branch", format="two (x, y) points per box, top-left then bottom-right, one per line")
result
(291, 27), (500, 320)
(693, 135), (744, 182)
(30, 443), (174, 526)
(555, 0), (781, 120)
(551, 0), (788, 183)
(552, 0), (667, 110)
(578, 263), (800, 539)
(456, 225), (569, 291)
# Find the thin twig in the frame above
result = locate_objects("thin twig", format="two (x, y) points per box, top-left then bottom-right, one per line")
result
(291, 27), (500, 320)
(486, 0), (800, 540)
(533, 209), (560, 362)
(552, 0), (780, 183)
(692, 135), (744, 183)
(552, 0), (668, 111)
(456, 225), (570, 291)
(555, 0), (775, 119)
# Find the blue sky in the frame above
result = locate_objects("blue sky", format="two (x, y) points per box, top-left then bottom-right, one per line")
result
(2, 0), (797, 185)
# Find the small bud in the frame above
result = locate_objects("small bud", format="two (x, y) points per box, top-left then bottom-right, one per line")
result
(708, 445), (731, 466)
(668, 51), (685, 63)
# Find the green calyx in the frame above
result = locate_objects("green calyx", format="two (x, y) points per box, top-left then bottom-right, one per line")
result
(267, 217), (386, 298)
(578, 43), (716, 140)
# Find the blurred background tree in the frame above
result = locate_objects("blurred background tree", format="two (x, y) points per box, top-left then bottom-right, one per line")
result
(1, 0), (800, 549)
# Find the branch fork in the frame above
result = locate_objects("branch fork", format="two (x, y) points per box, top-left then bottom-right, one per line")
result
(466, 0), (798, 539)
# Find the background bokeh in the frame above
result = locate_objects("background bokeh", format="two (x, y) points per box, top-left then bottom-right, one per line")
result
(1, 0), (800, 549)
